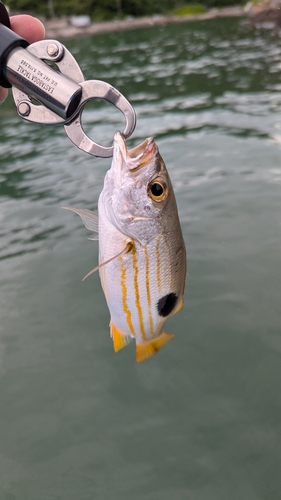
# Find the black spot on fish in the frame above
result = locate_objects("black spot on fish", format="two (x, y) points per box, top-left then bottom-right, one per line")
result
(157, 293), (178, 317)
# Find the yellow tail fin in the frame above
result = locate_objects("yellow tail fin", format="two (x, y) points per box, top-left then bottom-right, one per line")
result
(136, 332), (174, 363)
(110, 322), (132, 352)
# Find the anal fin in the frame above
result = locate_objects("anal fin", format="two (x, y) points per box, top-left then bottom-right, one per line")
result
(136, 332), (174, 363)
(110, 321), (133, 353)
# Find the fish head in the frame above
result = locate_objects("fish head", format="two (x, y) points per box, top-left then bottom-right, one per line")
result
(103, 131), (178, 245)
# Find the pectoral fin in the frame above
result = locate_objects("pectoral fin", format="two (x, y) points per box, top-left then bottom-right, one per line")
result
(82, 241), (133, 281)
(110, 321), (133, 352)
(62, 207), (99, 239)
(136, 332), (174, 363)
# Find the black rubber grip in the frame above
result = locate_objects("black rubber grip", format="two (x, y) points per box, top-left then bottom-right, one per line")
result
(0, 0), (10, 28)
(0, 1), (28, 87)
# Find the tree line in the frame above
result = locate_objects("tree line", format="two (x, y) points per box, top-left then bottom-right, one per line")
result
(7, 0), (241, 19)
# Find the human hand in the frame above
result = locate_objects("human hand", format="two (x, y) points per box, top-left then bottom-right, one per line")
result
(0, 14), (45, 103)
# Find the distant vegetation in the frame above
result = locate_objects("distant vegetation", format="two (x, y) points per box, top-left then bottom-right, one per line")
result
(6, 0), (242, 19)
(172, 3), (206, 14)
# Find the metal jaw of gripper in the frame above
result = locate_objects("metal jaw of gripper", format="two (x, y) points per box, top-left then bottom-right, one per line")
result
(11, 39), (136, 158)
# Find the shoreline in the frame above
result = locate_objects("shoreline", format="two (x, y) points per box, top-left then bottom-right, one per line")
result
(42, 7), (245, 39)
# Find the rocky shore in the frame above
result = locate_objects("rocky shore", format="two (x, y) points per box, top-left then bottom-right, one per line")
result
(43, 7), (245, 39)
(246, 0), (281, 27)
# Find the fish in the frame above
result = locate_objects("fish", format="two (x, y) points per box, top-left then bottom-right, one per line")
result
(63, 131), (186, 362)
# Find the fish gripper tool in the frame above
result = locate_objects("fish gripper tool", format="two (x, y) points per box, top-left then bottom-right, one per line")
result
(0, 2), (136, 157)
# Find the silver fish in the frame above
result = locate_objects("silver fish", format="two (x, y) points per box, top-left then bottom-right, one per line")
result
(64, 131), (186, 362)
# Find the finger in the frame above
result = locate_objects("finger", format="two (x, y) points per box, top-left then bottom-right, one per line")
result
(0, 15), (45, 104)
(0, 87), (8, 104)
(10, 15), (45, 44)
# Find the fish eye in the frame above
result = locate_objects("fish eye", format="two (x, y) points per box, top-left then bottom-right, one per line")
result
(148, 179), (168, 202)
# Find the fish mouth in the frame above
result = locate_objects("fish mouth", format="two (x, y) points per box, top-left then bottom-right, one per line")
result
(113, 131), (157, 172)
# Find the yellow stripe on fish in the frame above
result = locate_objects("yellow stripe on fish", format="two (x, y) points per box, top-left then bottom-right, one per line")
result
(131, 242), (147, 342)
(144, 245), (154, 336)
(119, 256), (135, 337)
(156, 235), (162, 295)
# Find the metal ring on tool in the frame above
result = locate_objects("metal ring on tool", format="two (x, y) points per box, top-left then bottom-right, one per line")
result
(64, 80), (136, 158)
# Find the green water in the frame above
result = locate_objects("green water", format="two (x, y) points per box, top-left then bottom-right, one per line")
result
(1, 16), (281, 499)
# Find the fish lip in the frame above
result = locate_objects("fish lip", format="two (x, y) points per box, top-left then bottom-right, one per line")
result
(114, 131), (127, 160)
(114, 131), (157, 172)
